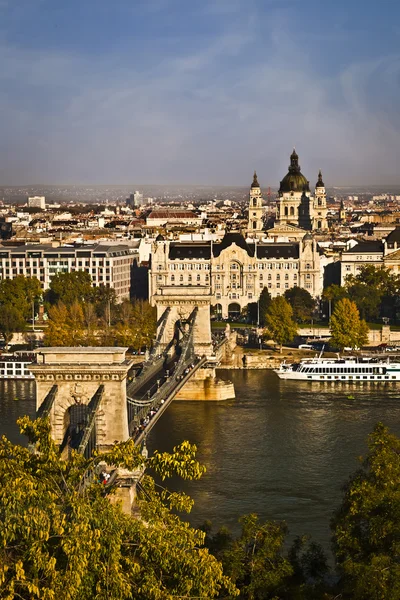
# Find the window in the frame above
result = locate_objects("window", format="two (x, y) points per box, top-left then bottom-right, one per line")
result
(171, 274), (175, 282)
(179, 274), (183, 282)
(197, 274), (200, 281)
(188, 274), (192, 282)
(276, 274), (280, 281)
(285, 274), (289, 280)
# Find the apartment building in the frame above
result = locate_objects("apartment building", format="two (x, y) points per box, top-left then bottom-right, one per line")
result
(0, 243), (136, 301)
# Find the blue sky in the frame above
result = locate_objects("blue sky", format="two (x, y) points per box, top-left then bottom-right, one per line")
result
(0, 0), (399, 186)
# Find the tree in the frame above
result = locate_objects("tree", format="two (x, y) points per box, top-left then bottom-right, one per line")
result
(258, 287), (272, 326)
(114, 300), (157, 351)
(0, 304), (26, 348)
(332, 423), (400, 599)
(264, 296), (298, 352)
(205, 514), (293, 599)
(284, 287), (316, 323)
(0, 275), (42, 320)
(322, 284), (348, 319)
(45, 271), (93, 306)
(0, 416), (237, 600)
(344, 265), (400, 323)
(330, 298), (369, 351)
(44, 302), (72, 346)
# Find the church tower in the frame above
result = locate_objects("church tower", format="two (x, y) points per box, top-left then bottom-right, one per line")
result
(339, 199), (346, 222)
(247, 171), (264, 237)
(277, 149), (311, 227)
(313, 170), (328, 231)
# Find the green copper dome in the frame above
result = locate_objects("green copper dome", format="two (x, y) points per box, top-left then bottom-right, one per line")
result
(278, 149), (310, 195)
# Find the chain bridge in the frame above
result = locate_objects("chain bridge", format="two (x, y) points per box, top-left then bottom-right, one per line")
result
(32, 287), (235, 464)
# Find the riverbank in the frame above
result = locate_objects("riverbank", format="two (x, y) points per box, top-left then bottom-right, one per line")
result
(219, 346), (336, 369)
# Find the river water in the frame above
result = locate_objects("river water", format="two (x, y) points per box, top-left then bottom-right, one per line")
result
(1, 371), (400, 551)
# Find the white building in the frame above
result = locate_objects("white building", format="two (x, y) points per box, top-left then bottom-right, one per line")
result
(0, 243), (137, 301)
(28, 196), (46, 210)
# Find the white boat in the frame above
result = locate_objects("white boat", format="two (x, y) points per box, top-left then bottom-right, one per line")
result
(274, 356), (400, 382)
(0, 353), (35, 380)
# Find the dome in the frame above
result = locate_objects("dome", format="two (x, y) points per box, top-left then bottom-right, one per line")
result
(303, 232), (313, 242)
(278, 148), (310, 195)
(251, 170), (260, 188)
(315, 169), (324, 188)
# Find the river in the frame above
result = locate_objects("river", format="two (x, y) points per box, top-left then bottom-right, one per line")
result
(1, 371), (400, 552)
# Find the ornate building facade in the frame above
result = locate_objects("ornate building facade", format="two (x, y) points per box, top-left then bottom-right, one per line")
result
(149, 232), (324, 319)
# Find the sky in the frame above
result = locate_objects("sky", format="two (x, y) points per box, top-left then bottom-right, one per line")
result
(0, 0), (399, 187)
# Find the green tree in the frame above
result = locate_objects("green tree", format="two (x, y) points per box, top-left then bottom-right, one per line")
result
(206, 514), (293, 599)
(330, 298), (369, 351)
(264, 296), (298, 353)
(46, 271), (93, 306)
(0, 275), (42, 320)
(284, 287), (316, 323)
(322, 284), (348, 319)
(0, 304), (26, 348)
(258, 287), (272, 326)
(0, 417), (237, 600)
(344, 265), (400, 322)
(332, 423), (400, 600)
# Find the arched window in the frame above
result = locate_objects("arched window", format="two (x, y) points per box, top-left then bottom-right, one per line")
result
(253, 221), (257, 229)
(276, 274), (280, 281)
(284, 206), (288, 217)
(290, 206), (295, 216)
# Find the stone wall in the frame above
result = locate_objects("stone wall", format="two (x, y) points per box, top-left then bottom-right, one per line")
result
(175, 367), (235, 400)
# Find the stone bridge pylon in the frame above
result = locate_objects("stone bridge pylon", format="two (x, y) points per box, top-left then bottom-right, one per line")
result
(30, 347), (132, 452)
(153, 285), (213, 357)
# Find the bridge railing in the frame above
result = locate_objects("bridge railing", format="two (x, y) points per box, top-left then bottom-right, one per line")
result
(77, 384), (105, 457)
(128, 306), (199, 437)
(36, 384), (58, 419)
(133, 355), (207, 446)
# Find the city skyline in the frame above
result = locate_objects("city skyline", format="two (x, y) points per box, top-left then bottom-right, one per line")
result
(0, 0), (399, 186)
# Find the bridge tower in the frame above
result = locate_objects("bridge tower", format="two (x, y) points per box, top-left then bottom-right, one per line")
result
(154, 286), (213, 357)
(30, 347), (132, 452)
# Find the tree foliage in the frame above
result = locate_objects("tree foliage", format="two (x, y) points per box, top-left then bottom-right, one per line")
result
(0, 275), (42, 320)
(0, 417), (237, 600)
(264, 296), (298, 352)
(258, 287), (272, 326)
(330, 298), (369, 350)
(284, 287), (316, 323)
(45, 271), (93, 306)
(332, 423), (400, 600)
(324, 265), (400, 323)
(44, 299), (156, 350)
(0, 304), (26, 347)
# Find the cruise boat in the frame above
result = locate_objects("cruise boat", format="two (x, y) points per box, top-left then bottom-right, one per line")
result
(0, 353), (35, 380)
(274, 356), (400, 382)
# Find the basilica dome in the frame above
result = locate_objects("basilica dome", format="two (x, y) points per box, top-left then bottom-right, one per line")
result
(278, 149), (310, 195)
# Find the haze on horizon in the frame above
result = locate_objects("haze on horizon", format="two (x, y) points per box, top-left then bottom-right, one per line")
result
(0, 0), (399, 188)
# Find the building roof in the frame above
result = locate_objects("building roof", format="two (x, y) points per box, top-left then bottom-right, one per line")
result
(251, 171), (260, 189)
(213, 232), (255, 257)
(278, 148), (310, 194)
(148, 211), (199, 219)
(344, 241), (384, 254)
(256, 243), (299, 259)
(385, 227), (400, 244)
(169, 243), (211, 260)
(315, 169), (325, 188)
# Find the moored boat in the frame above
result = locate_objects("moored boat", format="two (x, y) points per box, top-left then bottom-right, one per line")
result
(274, 356), (400, 382)
(0, 352), (35, 380)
